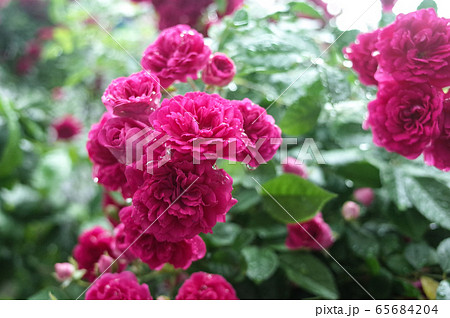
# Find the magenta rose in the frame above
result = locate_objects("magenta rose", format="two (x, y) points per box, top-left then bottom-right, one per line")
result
(232, 98), (282, 167)
(366, 81), (443, 159)
(120, 207), (206, 269)
(286, 213), (334, 250)
(152, 0), (213, 30)
(176, 272), (238, 300)
(380, 0), (397, 12)
(52, 115), (82, 141)
(101, 71), (161, 122)
(150, 92), (245, 160)
(73, 226), (114, 281)
(202, 53), (236, 87)
(282, 156), (308, 179)
(127, 159), (236, 242)
(424, 94), (450, 171)
(343, 29), (380, 86)
(141, 25), (211, 88)
(375, 9), (450, 88)
(97, 117), (148, 164)
(85, 271), (153, 300)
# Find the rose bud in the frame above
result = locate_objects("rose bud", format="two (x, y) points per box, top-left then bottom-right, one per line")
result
(282, 156), (308, 179)
(54, 262), (75, 282)
(353, 188), (375, 206)
(202, 53), (236, 87)
(341, 201), (361, 221)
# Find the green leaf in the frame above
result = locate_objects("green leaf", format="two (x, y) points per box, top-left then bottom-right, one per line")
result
(0, 98), (22, 178)
(404, 243), (436, 270)
(260, 174), (336, 224)
(346, 226), (380, 259)
(335, 161), (381, 188)
(209, 223), (241, 247)
(404, 177), (450, 230)
(417, 0), (438, 11)
(280, 81), (323, 135)
(288, 2), (322, 19)
(437, 238), (450, 273)
(242, 246), (279, 284)
(280, 252), (338, 299)
(437, 281), (450, 300)
(233, 9), (249, 26)
(380, 168), (413, 210)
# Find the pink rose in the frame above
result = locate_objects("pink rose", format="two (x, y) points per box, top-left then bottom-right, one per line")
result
(286, 213), (334, 250)
(233, 98), (282, 167)
(366, 81), (443, 159)
(380, 0), (397, 12)
(176, 272), (238, 300)
(97, 117), (148, 164)
(202, 53), (236, 87)
(85, 272), (153, 300)
(341, 201), (361, 221)
(353, 188), (375, 206)
(150, 92), (245, 160)
(141, 25), (211, 88)
(101, 71), (161, 122)
(111, 223), (137, 262)
(424, 94), (450, 171)
(343, 29), (380, 86)
(54, 263), (75, 282)
(375, 9), (450, 88)
(73, 226), (114, 282)
(92, 162), (127, 193)
(152, 0), (213, 31)
(52, 115), (82, 141)
(120, 207), (206, 269)
(127, 159), (236, 242)
(282, 157), (308, 179)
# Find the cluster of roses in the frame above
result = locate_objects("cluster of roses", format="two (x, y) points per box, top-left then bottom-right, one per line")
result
(131, 0), (243, 32)
(62, 23), (281, 299)
(344, 8), (450, 171)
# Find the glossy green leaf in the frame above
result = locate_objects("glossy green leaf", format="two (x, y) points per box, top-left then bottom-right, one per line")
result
(280, 252), (338, 299)
(242, 246), (279, 284)
(437, 238), (450, 273)
(260, 174), (336, 224)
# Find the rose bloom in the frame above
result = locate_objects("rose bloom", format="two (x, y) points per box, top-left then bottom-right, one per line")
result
(101, 71), (161, 122)
(87, 113), (128, 192)
(286, 213), (334, 250)
(343, 30), (380, 86)
(366, 81), (443, 159)
(233, 98), (282, 167)
(424, 94), (450, 171)
(86, 272), (152, 300)
(202, 53), (236, 87)
(73, 226), (114, 281)
(380, 0), (397, 12)
(282, 156), (308, 179)
(176, 272), (238, 300)
(152, 0), (212, 30)
(120, 207), (206, 269)
(52, 115), (82, 141)
(141, 24), (211, 88)
(97, 116), (148, 164)
(375, 9), (450, 88)
(150, 92), (245, 160)
(128, 158), (236, 242)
